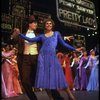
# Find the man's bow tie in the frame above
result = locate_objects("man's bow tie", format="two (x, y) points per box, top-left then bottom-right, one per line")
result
(27, 30), (34, 33)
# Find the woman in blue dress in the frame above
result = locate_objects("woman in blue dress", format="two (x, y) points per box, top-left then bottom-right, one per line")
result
(14, 18), (82, 100)
(84, 49), (99, 91)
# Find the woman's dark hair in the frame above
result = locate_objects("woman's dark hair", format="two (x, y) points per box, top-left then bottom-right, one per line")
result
(43, 18), (55, 29)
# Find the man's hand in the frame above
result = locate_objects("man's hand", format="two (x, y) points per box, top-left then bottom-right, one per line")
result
(11, 28), (20, 39)
(13, 28), (20, 34)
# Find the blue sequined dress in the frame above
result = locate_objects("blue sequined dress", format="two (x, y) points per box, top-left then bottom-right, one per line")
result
(19, 31), (75, 89)
(86, 56), (99, 91)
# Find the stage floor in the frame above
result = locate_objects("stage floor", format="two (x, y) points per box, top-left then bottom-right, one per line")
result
(2, 90), (99, 100)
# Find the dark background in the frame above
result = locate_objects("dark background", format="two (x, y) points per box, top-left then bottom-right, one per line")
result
(1, 0), (99, 52)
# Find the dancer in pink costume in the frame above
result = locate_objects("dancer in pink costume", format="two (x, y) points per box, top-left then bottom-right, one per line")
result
(2, 45), (22, 98)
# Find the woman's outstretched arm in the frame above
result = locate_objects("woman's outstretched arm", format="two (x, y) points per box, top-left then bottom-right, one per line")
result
(19, 34), (42, 42)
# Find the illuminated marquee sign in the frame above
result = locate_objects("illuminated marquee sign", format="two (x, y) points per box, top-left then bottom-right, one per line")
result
(56, 0), (97, 30)
(1, 14), (13, 32)
(12, 5), (25, 17)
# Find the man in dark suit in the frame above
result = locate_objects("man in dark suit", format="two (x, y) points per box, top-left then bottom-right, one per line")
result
(11, 15), (38, 100)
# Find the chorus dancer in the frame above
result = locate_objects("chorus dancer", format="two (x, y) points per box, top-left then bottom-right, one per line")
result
(11, 48), (23, 95)
(85, 49), (99, 91)
(71, 52), (81, 91)
(77, 50), (89, 90)
(57, 52), (65, 73)
(64, 53), (74, 90)
(2, 45), (18, 98)
(71, 51), (83, 79)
